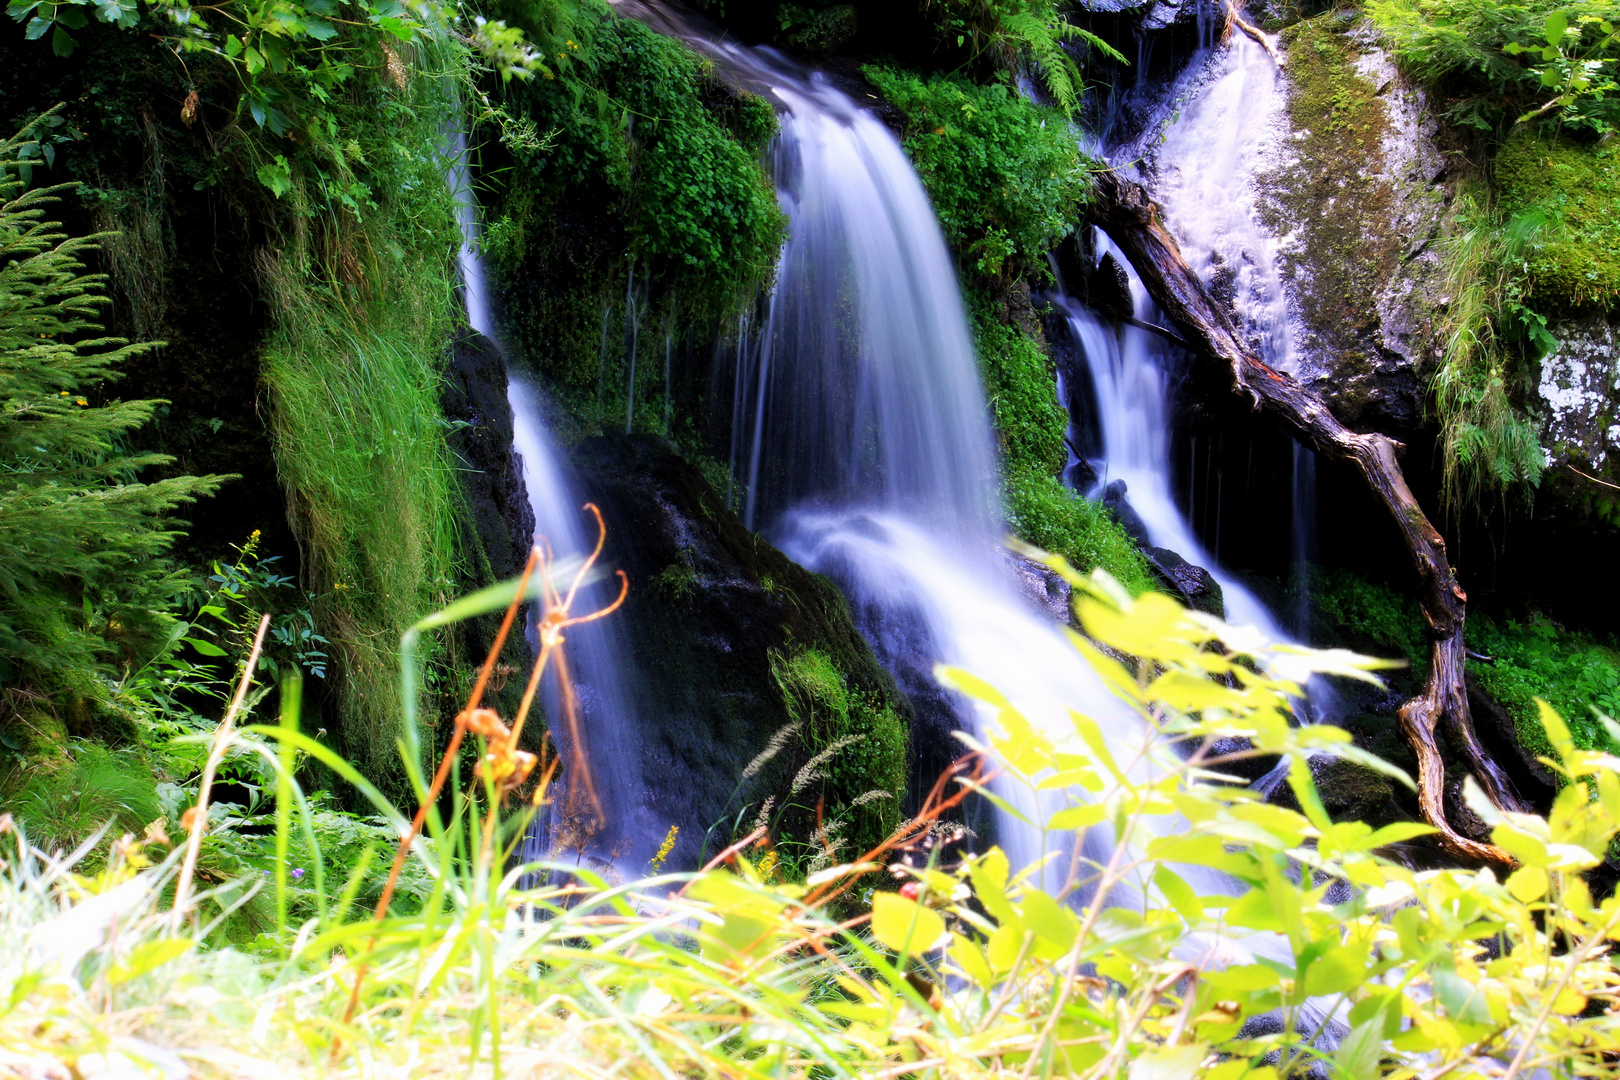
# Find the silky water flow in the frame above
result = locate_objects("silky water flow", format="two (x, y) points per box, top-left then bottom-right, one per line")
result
(450, 124), (661, 878)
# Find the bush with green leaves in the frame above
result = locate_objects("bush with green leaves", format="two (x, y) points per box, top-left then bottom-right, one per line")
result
(0, 117), (223, 719)
(923, 0), (1125, 115)
(481, 0), (785, 427)
(7, 555), (1620, 1079)
(865, 66), (1092, 282)
(1367, 0), (1620, 136)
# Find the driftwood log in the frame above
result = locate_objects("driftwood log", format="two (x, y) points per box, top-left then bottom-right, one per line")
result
(1092, 170), (1524, 866)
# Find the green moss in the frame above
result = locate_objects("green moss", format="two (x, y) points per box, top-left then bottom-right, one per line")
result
(967, 292), (1155, 594)
(1468, 613), (1620, 760)
(862, 66), (1091, 280)
(1495, 133), (1620, 309)
(1306, 567), (1428, 671)
(769, 646), (907, 866)
(486, 2), (785, 430)
(1262, 17), (1402, 362)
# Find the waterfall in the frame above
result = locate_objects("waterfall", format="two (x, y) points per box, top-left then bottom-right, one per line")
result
(449, 123), (659, 875)
(1061, 22), (1338, 717)
(507, 377), (658, 872)
(1054, 231), (1290, 644)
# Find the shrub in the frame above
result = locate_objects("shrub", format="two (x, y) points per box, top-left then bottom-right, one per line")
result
(8, 557), (1620, 1080)
(864, 66), (1092, 281)
(0, 116), (223, 717)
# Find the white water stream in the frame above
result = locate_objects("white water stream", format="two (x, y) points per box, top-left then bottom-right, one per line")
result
(450, 127), (659, 874)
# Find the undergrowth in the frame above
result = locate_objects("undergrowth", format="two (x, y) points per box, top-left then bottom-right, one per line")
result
(258, 37), (466, 793)
(8, 550), (1620, 1079)
(483, 0), (784, 430)
(863, 66), (1092, 283)
(1428, 188), (1549, 513)
(1469, 611), (1620, 760)
(766, 646), (907, 871)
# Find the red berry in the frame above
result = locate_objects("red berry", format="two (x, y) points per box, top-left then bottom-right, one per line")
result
(899, 882), (921, 901)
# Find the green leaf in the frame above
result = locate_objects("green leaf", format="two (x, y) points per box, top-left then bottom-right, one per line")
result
(182, 637), (228, 657)
(1545, 9), (1569, 47)
(107, 938), (193, 985)
(871, 890), (945, 955)
(1129, 1042), (1208, 1080)
(1333, 1018), (1386, 1080)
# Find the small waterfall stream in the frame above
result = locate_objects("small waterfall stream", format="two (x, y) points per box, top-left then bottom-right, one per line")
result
(1061, 20), (1339, 721)
(450, 125), (659, 874)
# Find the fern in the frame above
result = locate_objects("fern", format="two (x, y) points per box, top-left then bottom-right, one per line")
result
(931, 0), (1126, 115)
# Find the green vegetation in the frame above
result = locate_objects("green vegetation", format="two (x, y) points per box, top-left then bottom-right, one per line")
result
(922, 0), (1125, 114)
(1495, 131), (1620, 308)
(1469, 611), (1620, 759)
(972, 299), (1155, 593)
(484, 0), (784, 429)
(768, 646), (907, 868)
(865, 66), (1092, 281)
(11, 562), (1620, 1079)
(1366, 0), (1619, 136)
(1428, 190), (1550, 510)
(0, 120), (224, 730)
(1, 740), (161, 854)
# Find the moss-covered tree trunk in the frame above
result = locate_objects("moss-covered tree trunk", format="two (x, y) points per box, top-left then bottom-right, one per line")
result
(1093, 169), (1525, 866)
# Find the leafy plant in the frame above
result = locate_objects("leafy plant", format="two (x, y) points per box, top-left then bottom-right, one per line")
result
(925, 0), (1126, 115)
(0, 115), (224, 716)
(1368, 0), (1620, 136)
(1428, 189), (1549, 513)
(11, 551), (1620, 1079)
(866, 66), (1094, 282)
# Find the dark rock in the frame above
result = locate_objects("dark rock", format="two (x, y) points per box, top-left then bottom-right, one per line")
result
(1089, 252), (1134, 325)
(1002, 548), (1074, 626)
(441, 330), (536, 718)
(1100, 479), (1151, 546)
(443, 332), (533, 586)
(1144, 546), (1225, 618)
(570, 434), (913, 869)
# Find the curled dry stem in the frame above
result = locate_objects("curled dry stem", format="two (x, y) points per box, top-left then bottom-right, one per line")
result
(336, 504), (631, 1053)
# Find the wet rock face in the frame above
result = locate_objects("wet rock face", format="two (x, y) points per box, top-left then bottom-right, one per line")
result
(569, 434), (912, 868)
(444, 332), (533, 587)
(1538, 313), (1620, 474)
(442, 331), (536, 719)
(1256, 15), (1454, 438)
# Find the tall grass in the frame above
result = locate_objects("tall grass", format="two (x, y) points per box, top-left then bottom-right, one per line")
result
(259, 38), (468, 790)
(7, 552), (1620, 1080)
(1430, 188), (1547, 514)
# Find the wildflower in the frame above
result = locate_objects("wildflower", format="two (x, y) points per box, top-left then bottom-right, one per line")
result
(291, 867), (304, 880)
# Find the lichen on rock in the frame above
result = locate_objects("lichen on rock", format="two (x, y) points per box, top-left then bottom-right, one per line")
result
(1255, 13), (1454, 436)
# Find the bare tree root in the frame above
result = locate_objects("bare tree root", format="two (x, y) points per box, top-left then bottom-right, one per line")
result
(1091, 170), (1522, 866)
(1222, 0), (1285, 65)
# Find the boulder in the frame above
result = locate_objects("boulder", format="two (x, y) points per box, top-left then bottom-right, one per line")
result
(569, 434), (913, 870)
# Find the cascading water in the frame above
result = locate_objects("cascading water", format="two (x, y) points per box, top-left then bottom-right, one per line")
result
(1061, 21), (1338, 718)
(449, 124), (659, 875)
(1054, 232), (1290, 645)
(608, 3), (1258, 915)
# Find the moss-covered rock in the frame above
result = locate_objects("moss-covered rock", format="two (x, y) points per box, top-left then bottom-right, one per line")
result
(1496, 133), (1620, 311)
(569, 433), (913, 871)
(1257, 14), (1454, 436)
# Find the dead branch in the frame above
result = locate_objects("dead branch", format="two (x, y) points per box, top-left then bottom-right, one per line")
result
(1090, 169), (1522, 867)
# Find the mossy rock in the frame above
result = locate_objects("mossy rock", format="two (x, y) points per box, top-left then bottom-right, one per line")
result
(1257, 15), (1454, 436)
(1496, 133), (1620, 311)
(569, 434), (913, 872)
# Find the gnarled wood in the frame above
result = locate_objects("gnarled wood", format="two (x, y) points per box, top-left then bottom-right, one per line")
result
(1092, 169), (1523, 866)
